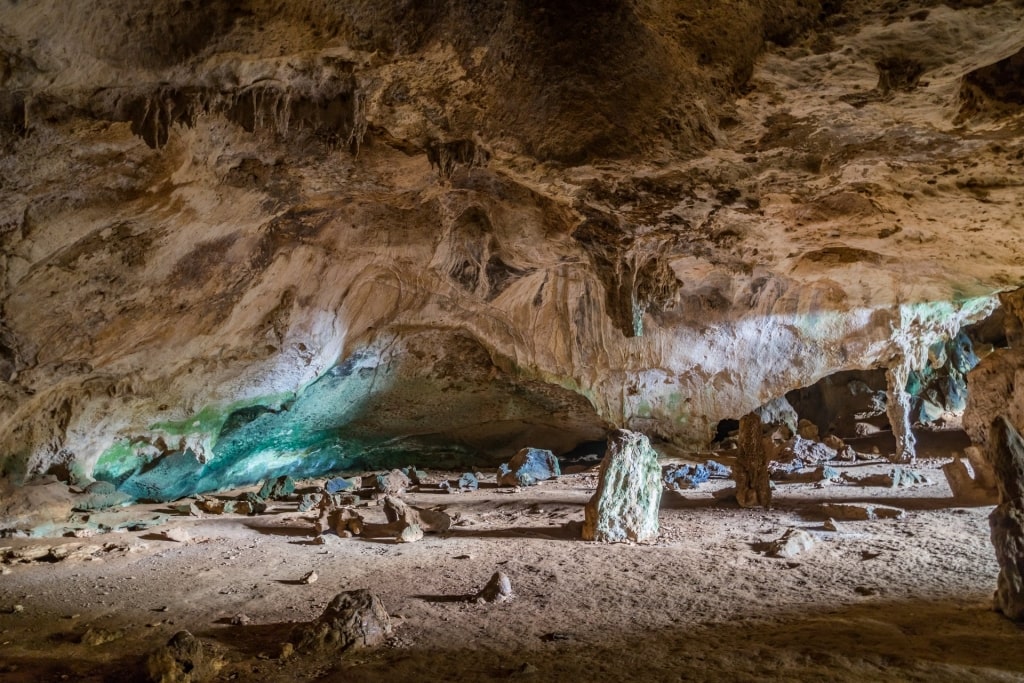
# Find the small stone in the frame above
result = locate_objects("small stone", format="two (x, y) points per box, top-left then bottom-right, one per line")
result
(397, 523), (423, 543)
(823, 518), (841, 532)
(230, 614), (250, 626)
(11, 604), (24, 613)
(476, 571), (514, 603)
(162, 528), (191, 543)
(766, 528), (816, 558)
(301, 570), (318, 585)
(457, 472), (479, 492)
(278, 642), (294, 660)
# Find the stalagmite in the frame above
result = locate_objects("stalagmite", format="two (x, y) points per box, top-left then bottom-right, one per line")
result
(735, 412), (772, 509)
(582, 429), (661, 543)
(988, 416), (1024, 620)
(886, 360), (917, 463)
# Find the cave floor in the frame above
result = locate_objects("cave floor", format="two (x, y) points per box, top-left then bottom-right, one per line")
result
(2, 446), (1024, 682)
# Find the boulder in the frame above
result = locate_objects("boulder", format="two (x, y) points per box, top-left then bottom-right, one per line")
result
(291, 590), (392, 654)
(324, 477), (357, 494)
(373, 470), (411, 496)
(257, 476), (295, 500)
(457, 472), (479, 492)
(583, 430), (661, 543)
(498, 448), (560, 487)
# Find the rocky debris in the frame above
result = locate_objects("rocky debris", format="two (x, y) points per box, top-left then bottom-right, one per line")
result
(736, 413), (772, 509)
(324, 477), (357, 494)
(229, 614), (250, 626)
(583, 430), (661, 543)
(823, 518), (842, 532)
(326, 507), (363, 537)
(403, 467), (429, 486)
(498, 448), (561, 487)
(843, 467), (931, 488)
(755, 396), (799, 439)
(663, 460), (731, 490)
(161, 528), (191, 543)
(291, 589), (392, 654)
(257, 476), (295, 501)
(145, 630), (219, 683)
(370, 470), (411, 496)
(797, 419), (820, 441)
(817, 502), (906, 521)
(774, 436), (838, 466)
(2, 541), (137, 565)
(382, 496), (451, 533)
(80, 626), (126, 646)
(771, 464), (839, 483)
(300, 570), (318, 585)
(457, 472), (479, 492)
(72, 485), (133, 512)
(987, 416), (1024, 620)
(476, 571), (514, 603)
(663, 463), (709, 490)
(943, 449), (998, 504)
(766, 528), (817, 558)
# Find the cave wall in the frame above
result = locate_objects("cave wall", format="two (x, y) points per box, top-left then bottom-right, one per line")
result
(1, 1), (1023, 504)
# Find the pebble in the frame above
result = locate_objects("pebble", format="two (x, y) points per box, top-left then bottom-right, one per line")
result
(301, 571), (318, 585)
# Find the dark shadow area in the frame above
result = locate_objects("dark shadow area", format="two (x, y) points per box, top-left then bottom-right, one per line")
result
(413, 593), (476, 603)
(443, 524), (581, 542)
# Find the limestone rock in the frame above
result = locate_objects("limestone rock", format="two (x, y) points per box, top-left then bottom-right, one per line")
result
(324, 477), (357, 494)
(476, 571), (514, 603)
(373, 470), (411, 496)
(498, 448), (560, 487)
(767, 528), (816, 558)
(988, 417), (1024, 620)
(582, 430), (661, 543)
(396, 523), (423, 543)
(457, 472), (480, 492)
(292, 590), (392, 654)
(736, 413), (772, 509)
(382, 496), (451, 533)
(145, 630), (218, 683)
(161, 528), (191, 543)
(817, 502), (905, 521)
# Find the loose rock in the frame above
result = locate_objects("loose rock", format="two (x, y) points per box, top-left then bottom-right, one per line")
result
(498, 448), (560, 487)
(476, 571), (514, 603)
(145, 630), (218, 683)
(767, 528), (816, 558)
(291, 589), (392, 654)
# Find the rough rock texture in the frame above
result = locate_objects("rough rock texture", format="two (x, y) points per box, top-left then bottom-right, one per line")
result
(291, 589), (392, 654)
(1, 2), (1023, 511)
(583, 429), (662, 543)
(145, 630), (218, 683)
(497, 447), (561, 487)
(736, 413), (773, 508)
(988, 417), (1024, 620)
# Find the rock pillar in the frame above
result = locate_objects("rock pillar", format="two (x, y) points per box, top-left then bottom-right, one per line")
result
(735, 412), (772, 509)
(583, 429), (661, 542)
(886, 361), (917, 463)
(989, 416), (1024, 620)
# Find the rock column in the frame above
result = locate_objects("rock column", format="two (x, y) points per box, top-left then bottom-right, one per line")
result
(583, 429), (661, 542)
(886, 361), (917, 463)
(736, 412), (772, 508)
(989, 416), (1024, 620)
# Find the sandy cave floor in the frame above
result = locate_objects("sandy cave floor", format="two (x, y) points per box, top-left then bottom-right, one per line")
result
(2, 433), (1024, 682)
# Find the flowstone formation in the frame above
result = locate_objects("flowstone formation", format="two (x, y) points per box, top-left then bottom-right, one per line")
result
(583, 429), (662, 543)
(1, 1), (1023, 515)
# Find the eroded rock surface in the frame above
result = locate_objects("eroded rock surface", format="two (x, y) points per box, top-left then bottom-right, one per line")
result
(583, 429), (662, 543)
(0, 2), (1022, 515)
